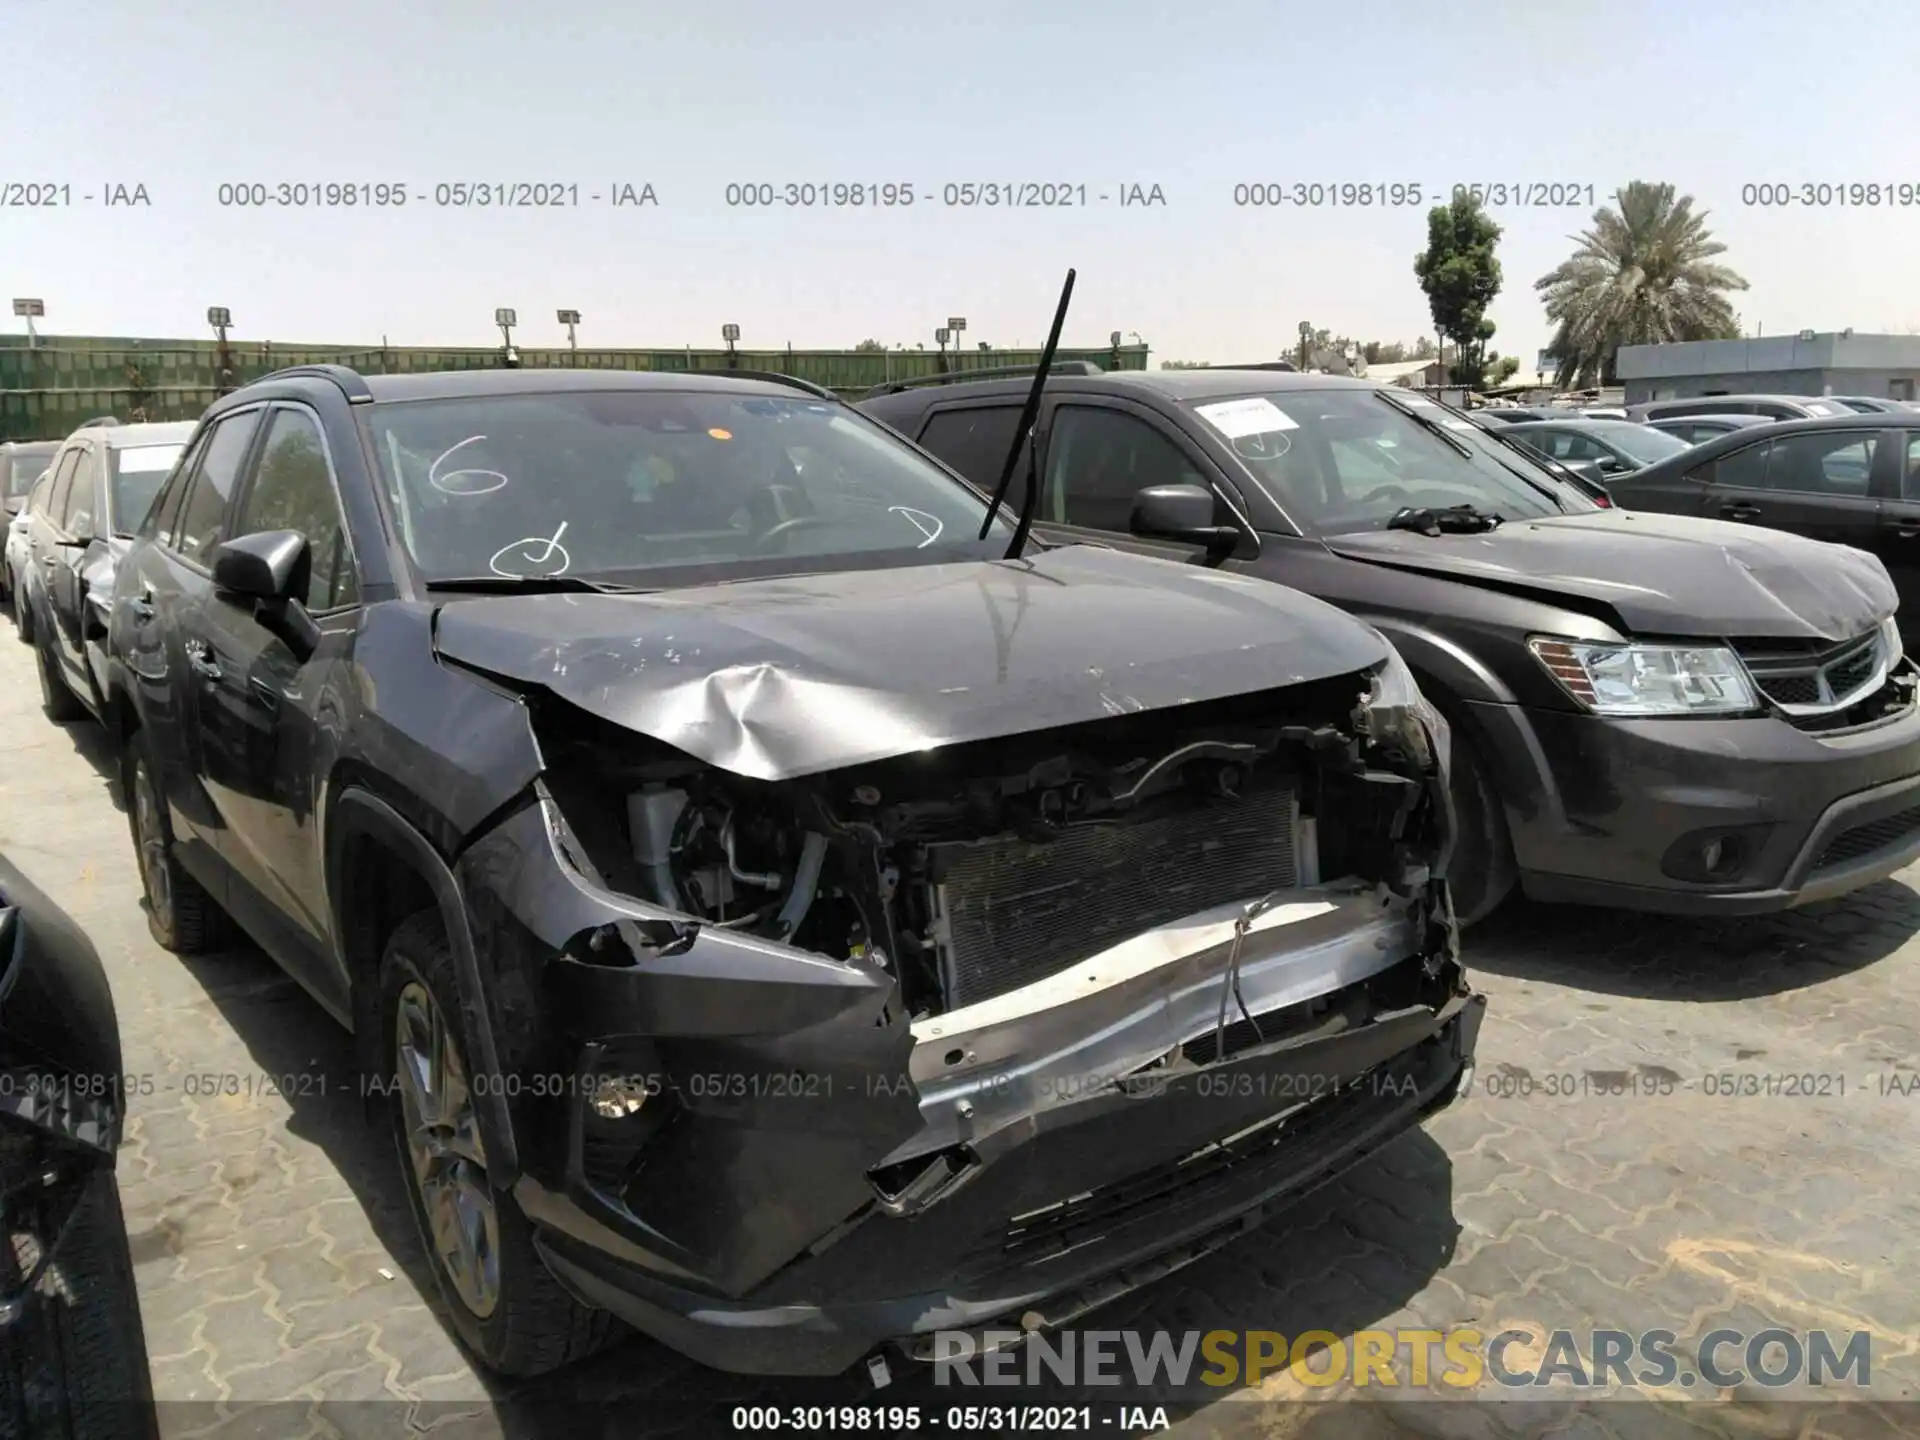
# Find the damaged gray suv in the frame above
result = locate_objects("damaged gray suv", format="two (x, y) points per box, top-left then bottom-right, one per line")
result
(103, 364), (1480, 1379)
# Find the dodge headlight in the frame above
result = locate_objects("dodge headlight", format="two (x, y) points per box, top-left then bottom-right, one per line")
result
(1529, 636), (1756, 716)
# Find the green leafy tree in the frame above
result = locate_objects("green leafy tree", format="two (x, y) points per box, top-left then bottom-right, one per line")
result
(1413, 192), (1503, 389)
(853, 338), (885, 352)
(1534, 181), (1748, 387)
(1482, 353), (1521, 387)
(1159, 359), (1211, 369)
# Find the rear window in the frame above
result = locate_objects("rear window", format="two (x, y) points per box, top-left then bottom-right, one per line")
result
(108, 443), (186, 534)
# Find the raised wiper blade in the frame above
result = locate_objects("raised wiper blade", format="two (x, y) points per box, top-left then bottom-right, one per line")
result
(423, 575), (643, 594)
(1386, 504), (1505, 537)
(1373, 390), (1475, 459)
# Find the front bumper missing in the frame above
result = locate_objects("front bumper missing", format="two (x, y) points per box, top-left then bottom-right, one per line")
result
(461, 789), (1474, 1378)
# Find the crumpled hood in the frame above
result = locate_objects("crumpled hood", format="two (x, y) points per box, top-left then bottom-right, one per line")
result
(432, 546), (1389, 780)
(1324, 509), (1894, 642)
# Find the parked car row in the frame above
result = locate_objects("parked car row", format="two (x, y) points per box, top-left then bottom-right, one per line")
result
(5, 351), (1919, 1393)
(4, 361), (1482, 1385)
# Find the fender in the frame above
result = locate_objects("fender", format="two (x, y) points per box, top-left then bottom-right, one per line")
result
(328, 787), (522, 1186)
(1359, 615), (1568, 833)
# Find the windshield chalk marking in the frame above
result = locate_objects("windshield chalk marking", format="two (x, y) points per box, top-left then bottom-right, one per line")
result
(889, 507), (944, 548)
(430, 434), (512, 496)
(489, 521), (572, 578)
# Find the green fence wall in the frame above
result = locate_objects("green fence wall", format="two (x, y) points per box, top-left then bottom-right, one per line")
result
(0, 336), (1150, 441)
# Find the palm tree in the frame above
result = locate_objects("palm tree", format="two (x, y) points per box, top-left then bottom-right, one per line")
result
(1534, 181), (1749, 387)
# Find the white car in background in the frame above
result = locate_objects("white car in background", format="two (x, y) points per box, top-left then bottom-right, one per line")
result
(6, 467), (51, 636)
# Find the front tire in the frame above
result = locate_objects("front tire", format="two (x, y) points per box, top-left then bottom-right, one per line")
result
(378, 910), (616, 1377)
(1442, 723), (1517, 927)
(123, 736), (231, 954)
(35, 625), (85, 722)
(0, 1169), (160, 1440)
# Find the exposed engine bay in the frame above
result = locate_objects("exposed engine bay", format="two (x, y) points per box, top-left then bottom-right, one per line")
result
(538, 666), (1446, 1024)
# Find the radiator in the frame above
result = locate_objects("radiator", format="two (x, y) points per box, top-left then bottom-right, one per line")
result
(929, 784), (1301, 1011)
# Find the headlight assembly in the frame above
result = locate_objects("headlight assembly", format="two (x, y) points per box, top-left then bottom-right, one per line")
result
(1529, 636), (1757, 717)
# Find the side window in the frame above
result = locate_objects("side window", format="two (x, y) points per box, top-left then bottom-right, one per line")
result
(1042, 406), (1211, 532)
(173, 410), (265, 565)
(1762, 430), (1878, 497)
(27, 474), (51, 516)
(1905, 435), (1920, 499)
(62, 447), (98, 538)
(1710, 440), (1772, 490)
(144, 430), (207, 542)
(916, 405), (1030, 510)
(43, 449), (81, 528)
(233, 409), (360, 611)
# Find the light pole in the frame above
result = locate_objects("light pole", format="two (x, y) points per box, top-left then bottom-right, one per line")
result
(495, 308), (519, 366)
(1110, 329), (1122, 368)
(935, 326), (950, 372)
(12, 298), (44, 350)
(557, 308), (580, 351)
(1297, 320), (1313, 372)
(947, 316), (966, 370)
(722, 323), (740, 368)
(207, 306), (234, 392)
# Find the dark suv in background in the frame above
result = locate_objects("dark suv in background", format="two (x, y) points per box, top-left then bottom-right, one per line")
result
(861, 367), (1920, 924)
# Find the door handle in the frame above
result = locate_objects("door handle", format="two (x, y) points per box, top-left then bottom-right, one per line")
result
(184, 640), (222, 682)
(1895, 524), (1920, 539)
(1721, 503), (1762, 521)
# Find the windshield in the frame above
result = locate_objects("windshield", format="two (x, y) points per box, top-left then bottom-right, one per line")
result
(361, 389), (1012, 585)
(1190, 387), (1568, 534)
(1800, 399), (1850, 417)
(1583, 421), (1691, 463)
(108, 443), (186, 534)
(3, 448), (57, 499)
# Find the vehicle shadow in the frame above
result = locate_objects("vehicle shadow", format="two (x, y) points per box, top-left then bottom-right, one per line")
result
(1466, 880), (1920, 1001)
(42, 712), (127, 815)
(159, 932), (1462, 1438)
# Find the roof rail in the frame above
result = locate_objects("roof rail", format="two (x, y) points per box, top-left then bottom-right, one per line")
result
(682, 367), (840, 401)
(252, 363), (376, 404)
(862, 359), (1105, 399)
(77, 415), (121, 428)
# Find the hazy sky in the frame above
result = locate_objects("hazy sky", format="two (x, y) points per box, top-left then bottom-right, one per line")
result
(4, 0), (1915, 366)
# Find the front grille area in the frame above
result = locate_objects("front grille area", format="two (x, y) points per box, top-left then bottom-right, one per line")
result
(931, 784), (1298, 1010)
(1814, 802), (1920, 872)
(1733, 628), (1913, 732)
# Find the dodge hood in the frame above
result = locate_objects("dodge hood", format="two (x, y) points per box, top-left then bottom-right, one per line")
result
(431, 545), (1390, 780)
(1324, 509), (1895, 642)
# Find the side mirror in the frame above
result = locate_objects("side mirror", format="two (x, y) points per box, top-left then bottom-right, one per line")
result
(211, 530), (321, 658)
(1129, 484), (1241, 556)
(212, 530), (309, 602)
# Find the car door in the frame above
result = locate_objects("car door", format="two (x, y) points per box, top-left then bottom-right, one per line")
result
(45, 443), (102, 695)
(29, 447), (80, 625)
(1698, 427), (1885, 549)
(137, 407), (269, 883)
(1871, 430), (1920, 631)
(190, 404), (361, 1000)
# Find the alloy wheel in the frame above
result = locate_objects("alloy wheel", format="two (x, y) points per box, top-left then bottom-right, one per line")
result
(394, 979), (501, 1318)
(131, 760), (172, 927)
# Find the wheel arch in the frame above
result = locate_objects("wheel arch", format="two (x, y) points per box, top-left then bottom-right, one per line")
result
(327, 786), (522, 1185)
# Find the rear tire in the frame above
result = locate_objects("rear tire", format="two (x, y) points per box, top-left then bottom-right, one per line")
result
(122, 735), (231, 954)
(0, 1169), (161, 1440)
(13, 575), (34, 644)
(379, 909), (617, 1377)
(1443, 722), (1517, 927)
(35, 624), (85, 722)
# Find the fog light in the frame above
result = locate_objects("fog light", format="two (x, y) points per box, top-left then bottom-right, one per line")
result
(589, 1075), (651, 1119)
(1659, 823), (1773, 884)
